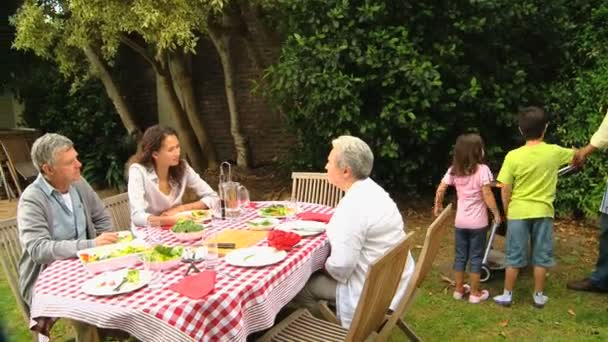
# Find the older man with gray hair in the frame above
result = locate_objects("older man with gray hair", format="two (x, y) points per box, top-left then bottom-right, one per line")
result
(18, 133), (118, 340)
(296, 135), (415, 328)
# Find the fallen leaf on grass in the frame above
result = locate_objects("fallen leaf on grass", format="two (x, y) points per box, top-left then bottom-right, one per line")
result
(440, 274), (455, 286)
(499, 320), (509, 327)
(498, 331), (506, 338)
(568, 309), (576, 316)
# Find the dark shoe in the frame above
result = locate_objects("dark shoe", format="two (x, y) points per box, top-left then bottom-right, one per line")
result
(567, 278), (608, 293)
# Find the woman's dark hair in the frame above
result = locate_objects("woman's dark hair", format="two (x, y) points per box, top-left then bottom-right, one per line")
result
(450, 133), (485, 177)
(134, 125), (185, 185)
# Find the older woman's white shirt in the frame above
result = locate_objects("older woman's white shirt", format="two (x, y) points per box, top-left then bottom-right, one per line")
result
(325, 177), (415, 328)
(128, 162), (218, 226)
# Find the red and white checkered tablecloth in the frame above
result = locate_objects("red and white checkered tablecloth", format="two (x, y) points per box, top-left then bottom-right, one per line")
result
(29, 202), (332, 342)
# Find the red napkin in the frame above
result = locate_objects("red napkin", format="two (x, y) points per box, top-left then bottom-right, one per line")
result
(169, 271), (216, 299)
(246, 202), (259, 209)
(268, 230), (301, 251)
(296, 211), (333, 223)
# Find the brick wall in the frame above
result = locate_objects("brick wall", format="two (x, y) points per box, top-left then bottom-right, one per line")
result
(121, 36), (293, 168)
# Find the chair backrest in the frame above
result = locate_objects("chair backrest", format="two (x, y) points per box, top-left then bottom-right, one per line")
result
(103, 192), (131, 231)
(379, 204), (453, 339)
(0, 135), (31, 165)
(0, 135), (37, 184)
(345, 232), (415, 341)
(291, 172), (344, 208)
(0, 217), (29, 323)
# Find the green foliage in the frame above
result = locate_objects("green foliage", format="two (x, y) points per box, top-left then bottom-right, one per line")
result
(547, 1), (608, 217)
(265, 0), (574, 192)
(12, 55), (133, 190)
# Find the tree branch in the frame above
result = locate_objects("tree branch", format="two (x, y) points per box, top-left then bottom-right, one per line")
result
(119, 34), (162, 74)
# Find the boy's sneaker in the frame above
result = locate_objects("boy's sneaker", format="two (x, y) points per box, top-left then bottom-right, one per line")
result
(493, 291), (512, 307)
(452, 284), (471, 300)
(469, 290), (490, 304)
(533, 293), (548, 308)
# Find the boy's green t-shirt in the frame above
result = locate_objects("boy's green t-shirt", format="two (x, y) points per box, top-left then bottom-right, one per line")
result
(497, 142), (574, 219)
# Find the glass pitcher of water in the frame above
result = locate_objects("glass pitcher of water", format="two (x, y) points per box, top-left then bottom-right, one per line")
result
(221, 181), (248, 219)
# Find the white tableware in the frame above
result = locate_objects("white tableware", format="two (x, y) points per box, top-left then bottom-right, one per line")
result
(246, 217), (280, 231)
(276, 220), (326, 237)
(257, 204), (298, 219)
(170, 221), (211, 242)
(81, 269), (151, 296)
(77, 240), (147, 274)
(224, 246), (287, 267)
(175, 210), (213, 224)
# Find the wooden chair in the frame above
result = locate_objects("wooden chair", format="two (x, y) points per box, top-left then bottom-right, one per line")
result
(259, 232), (415, 342)
(0, 147), (18, 199)
(379, 204), (453, 341)
(0, 135), (38, 189)
(291, 172), (344, 208)
(103, 192), (131, 231)
(0, 218), (31, 325)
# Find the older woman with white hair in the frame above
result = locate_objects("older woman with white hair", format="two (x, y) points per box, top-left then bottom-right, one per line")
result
(295, 135), (415, 328)
(18, 133), (117, 340)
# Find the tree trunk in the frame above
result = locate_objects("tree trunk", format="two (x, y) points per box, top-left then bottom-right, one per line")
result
(83, 45), (141, 139)
(156, 53), (206, 173)
(168, 51), (219, 169)
(208, 25), (250, 168)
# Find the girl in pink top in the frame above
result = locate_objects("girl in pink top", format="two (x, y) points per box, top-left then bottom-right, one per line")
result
(434, 134), (501, 303)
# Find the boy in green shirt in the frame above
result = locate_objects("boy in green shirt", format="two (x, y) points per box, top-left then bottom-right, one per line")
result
(494, 106), (575, 308)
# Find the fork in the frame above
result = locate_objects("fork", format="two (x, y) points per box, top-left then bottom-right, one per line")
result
(113, 276), (128, 292)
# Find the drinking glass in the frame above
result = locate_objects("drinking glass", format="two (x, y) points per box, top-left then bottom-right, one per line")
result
(209, 197), (222, 220)
(141, 251), (163, 290)
(286, 196), (299, 221)
(145, 217), (162, 246)
(204, 235), (219, 270)
(238, 185), (251, 212)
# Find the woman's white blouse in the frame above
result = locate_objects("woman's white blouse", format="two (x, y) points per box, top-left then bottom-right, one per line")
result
(127, 162), (218, 226)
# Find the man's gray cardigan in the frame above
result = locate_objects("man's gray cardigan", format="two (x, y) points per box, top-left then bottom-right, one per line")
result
(17, 178), (113, 308)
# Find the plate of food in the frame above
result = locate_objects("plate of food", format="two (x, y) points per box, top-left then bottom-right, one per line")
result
(276, 220), (326, 237)
(170, 218), (209, 241)
(117, 231), (134, 243)
(246, 217), (280, 231)
(82, 269), (151, 296)
(258, 204), (297, 218)
(224, 246), (287, 267)
(77, 240), (147, 274)
(175, 210), (212, 223)
(145, 245), (185, 270)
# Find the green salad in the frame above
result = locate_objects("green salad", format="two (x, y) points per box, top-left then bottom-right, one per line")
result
(117, 231), (134, 243)
(126, 269), (140, 284)
(171, 218), (205, 233)
(259, 205), (291, 217)
(79, 244), (146, 263)
(247, 219), (275, 227)
(148, 245), (184, 262)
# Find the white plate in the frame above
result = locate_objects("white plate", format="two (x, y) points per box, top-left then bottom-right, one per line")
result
(175, 210), (212, 223)
(276, 220), (326, 237)
(224, 246), (287, 267)
(246, 217), (280, 231)
(257, 205), (297, 219)
(82, 269), (151, 296)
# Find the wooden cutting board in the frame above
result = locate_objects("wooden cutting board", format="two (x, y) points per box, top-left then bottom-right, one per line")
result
(209, 229), (268, 256)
